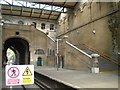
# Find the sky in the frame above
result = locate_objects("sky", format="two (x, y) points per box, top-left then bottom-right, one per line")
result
(1, 0), (63, 12)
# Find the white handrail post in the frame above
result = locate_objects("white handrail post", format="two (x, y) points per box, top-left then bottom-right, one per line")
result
(7, 60), (13, 90)
(91, 54), (100, 73)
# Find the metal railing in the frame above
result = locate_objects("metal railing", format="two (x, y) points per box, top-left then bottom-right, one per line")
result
(83, 44), (119, 65)
(66, 41), (92, 68)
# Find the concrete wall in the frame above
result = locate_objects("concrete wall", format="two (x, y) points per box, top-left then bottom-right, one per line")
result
(2, 23), (47, 66)
(57, 2), (119, 70)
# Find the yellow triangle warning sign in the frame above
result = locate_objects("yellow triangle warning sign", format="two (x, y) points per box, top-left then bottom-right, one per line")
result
(22, 67), (32, 76)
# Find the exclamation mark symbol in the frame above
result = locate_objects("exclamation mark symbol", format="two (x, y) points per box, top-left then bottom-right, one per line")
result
(26, 68), (29, 75)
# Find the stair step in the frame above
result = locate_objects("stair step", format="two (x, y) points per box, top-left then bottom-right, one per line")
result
(79, 48), (118, 72)
(82, 49), (94, 55)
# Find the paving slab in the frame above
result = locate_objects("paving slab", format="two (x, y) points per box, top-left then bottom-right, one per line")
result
(35, 66), (119, 89)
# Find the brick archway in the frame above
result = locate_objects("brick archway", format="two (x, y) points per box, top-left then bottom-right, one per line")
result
(3, 37), (30, 66)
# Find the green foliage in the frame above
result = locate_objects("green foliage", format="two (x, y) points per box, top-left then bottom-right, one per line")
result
(7, 48), (15, 61)
(108, 14), (118, 53)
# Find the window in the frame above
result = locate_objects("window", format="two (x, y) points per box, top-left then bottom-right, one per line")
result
(50, 24), (54, 30)
(50, 49), (52, 56)
(32, 22), (37, 28)
(41, 23), (45, 30)
(47, 49), (55, 56)
(53, 50), (55, 56)
(35, 49), (45, 55)
(4, 20), (12, 23)
(18, 21), (24, 25)
(48, 48), (49, 56)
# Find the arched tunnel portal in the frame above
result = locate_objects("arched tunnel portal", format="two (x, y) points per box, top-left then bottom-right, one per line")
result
(3, 37), (30, 65)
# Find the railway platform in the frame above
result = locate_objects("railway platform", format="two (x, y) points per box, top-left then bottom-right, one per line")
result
(35, 66), (119, 89)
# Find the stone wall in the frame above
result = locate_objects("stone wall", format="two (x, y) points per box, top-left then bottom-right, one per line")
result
(64, 42), (91, 71)
(1, 2), (119, 71)
(57, 2), (119, 70)
(45, 56), (56, 67)
(2, 15), (57, 39)
(45, 36), (56, 67)
(117, 2), (120, 60)
(2, 23), (47, 66)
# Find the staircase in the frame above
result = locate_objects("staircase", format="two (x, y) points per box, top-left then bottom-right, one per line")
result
(98, 56), (118, 72)
(77, 45), (118, 72)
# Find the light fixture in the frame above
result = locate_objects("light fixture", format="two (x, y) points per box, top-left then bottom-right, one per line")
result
(92, 29), (96, 34)
(63, 35), (69, 38)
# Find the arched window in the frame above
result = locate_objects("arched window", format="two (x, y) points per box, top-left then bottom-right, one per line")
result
(35, 49), (45, 55)
(41, 23), (45, 30)
(50, 24), (54, 30)
(4, 20), (12, 23)
(18, 21), (24, 25)
(32, 22), (37, 28)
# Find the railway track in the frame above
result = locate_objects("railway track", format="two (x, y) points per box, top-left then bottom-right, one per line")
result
(4, 71), (77, 90)
(34, 71), (78, 90)
(35, 78), (53, 90)
(21, 85), (26, 90)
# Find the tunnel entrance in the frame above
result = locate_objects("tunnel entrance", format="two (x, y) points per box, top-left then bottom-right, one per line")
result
(6, 48), (16, 65)
(3, 38), (30, 66)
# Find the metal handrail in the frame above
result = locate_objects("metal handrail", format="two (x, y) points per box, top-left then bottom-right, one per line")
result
(66, 41), (92, 59)
(66, 41), (92, 68)
(83, 44), (119, 65)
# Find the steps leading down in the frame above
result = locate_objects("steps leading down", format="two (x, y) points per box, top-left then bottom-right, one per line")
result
(66, 42), (118, 72)
(81, 49), (118, 72)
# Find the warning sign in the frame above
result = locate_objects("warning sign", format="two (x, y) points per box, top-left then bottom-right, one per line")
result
(8, 79), (20, 84)
(23, 78), (32, 83)
(6, 65), (34, 86)
(7, 67), (20, 78)
(22, 67), (32, 76)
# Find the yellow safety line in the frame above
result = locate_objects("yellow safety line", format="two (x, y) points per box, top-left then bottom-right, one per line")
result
(99, 70), (120, 73)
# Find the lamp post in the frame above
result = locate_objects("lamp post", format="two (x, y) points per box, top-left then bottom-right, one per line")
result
(56, 36), (69, 71)
(56, 38), (62, 71)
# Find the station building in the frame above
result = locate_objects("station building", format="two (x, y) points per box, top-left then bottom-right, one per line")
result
(0, 0), (119, 72)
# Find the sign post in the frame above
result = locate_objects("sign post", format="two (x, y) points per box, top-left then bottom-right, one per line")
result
(5, 65), (34, 86)
(9, 61), (13, 90)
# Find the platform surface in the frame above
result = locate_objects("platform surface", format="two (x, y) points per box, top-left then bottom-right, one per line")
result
(35, 66), (119, 89)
